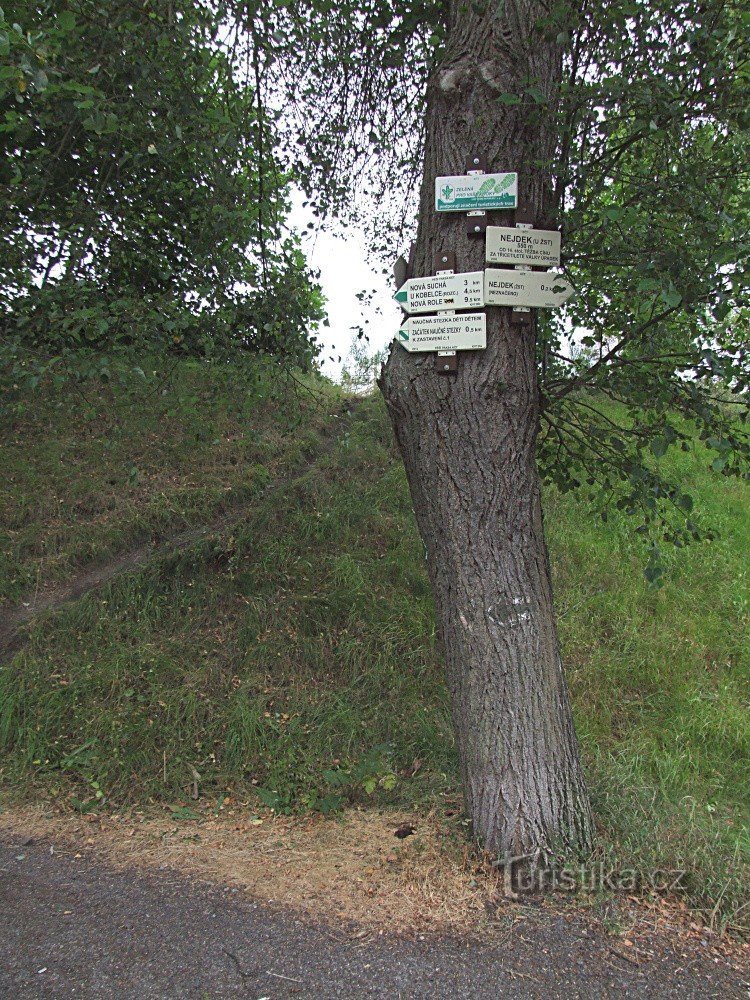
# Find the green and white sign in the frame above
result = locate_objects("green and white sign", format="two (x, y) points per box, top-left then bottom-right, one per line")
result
(393, 271), (484, 314)
(435, 172), (518, 212)
(484, 269), (574, 308)
(397, 313), (486, 353)
(486, 226), (561, 267)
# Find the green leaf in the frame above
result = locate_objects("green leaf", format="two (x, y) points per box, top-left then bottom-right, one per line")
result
(57, 11), (77, 30)
(651, 437), (668, 458)
(497, 92), (521, 105)
(170, 806), (201, 821)
(526, 85), (547, 104)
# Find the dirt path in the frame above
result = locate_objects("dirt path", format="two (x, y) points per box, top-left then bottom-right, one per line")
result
(0, 410), (354, 662)
(1, 833), (747, 999)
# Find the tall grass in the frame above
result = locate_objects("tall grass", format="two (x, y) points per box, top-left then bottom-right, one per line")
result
(0, 368), (747, 930)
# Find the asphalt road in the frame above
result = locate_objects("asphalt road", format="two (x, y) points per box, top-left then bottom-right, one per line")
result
(0, 838), (746, 999)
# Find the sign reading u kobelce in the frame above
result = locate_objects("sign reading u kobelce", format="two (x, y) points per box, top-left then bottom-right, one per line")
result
(393, 272), (484, 314)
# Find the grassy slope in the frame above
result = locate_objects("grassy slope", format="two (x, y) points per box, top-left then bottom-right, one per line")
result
(0, 361), (747, 931)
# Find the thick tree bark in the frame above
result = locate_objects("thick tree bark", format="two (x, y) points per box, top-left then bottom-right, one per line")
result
(379, 0), (593, 860)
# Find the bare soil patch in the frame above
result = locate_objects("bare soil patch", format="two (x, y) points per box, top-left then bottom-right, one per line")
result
(1, 801), (747, 969)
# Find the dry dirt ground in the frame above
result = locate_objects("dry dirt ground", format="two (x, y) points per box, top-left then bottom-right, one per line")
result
(1, 804), (748, 999)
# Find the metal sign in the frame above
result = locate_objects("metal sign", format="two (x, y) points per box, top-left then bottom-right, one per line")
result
(397, 313), (487, 353)
(393, 271), (484, 314)
(486, 226), (561, 267)
(484, 269), (574, 308)
(435, 172), (518, 212)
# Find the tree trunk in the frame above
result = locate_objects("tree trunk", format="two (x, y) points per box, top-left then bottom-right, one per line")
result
(379, 0), (593, 860)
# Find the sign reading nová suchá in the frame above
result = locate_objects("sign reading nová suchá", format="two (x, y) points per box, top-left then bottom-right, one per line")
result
(393, 271), (484, 314)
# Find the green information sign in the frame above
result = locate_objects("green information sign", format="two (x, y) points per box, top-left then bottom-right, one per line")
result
(435, 172), (518, 212)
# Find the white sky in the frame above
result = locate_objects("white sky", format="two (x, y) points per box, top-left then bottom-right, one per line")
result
(290, 195), (403, 380)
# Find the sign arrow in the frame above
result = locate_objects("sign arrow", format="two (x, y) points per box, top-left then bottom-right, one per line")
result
(486, 226), (561, 268)
(393, 271), (484, 314)
(397, 313), (487, 353)
(484, 269), (574, 308)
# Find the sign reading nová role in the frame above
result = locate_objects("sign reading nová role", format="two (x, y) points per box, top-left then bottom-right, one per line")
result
(435, 172), (518, 212)
(393, 271), (484, 314)
(397, 313), (487, 353)
(486, 226), (561, 268)
(484, 269), (574, 308)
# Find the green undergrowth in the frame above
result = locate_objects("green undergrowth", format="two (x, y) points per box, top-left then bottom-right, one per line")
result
(0, 364), (747, 932)
(0, 357), (341, 605)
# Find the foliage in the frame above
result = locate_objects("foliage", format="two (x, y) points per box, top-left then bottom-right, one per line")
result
(0, 372), (747, 930)
(0, 1), (323, 367)
(340, 335), (386, 394)
(228, 0), (750, 567)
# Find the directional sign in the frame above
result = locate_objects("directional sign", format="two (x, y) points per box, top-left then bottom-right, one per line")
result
(486, 226), (561, 267)
(397, 313), (486, 353)
(484, 269), (574, 308)
(435, 172), (517, 212)
(393, 271), (484, 314)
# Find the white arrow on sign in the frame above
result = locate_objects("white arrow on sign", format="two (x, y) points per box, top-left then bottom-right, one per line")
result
(397, 312), (486, 353)
(486, 226), (561, 268)
(393, 271), (484, 314)
(484, 269), (574, 308)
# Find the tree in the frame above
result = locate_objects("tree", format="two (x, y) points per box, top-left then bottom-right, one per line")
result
(227, 0), (748, 861)
(0, 1), (324, 372)
(341, 336), (387, 394)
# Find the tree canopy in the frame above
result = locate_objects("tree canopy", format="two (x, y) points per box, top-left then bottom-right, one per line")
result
(235, 0), (749, 572)
(2, 1), (747, 560)
(0, 0), (324, 381)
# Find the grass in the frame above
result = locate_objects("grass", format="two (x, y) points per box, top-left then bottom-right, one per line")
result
(0, 360), (747, 933)
(0, 357), (340, 605)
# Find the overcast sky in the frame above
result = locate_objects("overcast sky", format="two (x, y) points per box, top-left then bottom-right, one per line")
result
(290, 196), (403, 381)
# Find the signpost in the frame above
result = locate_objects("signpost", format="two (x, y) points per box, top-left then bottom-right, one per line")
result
(435, 172), (518, 212)
(486, 226), (561, 267)
(397, 313), (487, 353)
(484, 269), (574, 308)
(393, 271), (484, 314)
(392, 163), (570, 369)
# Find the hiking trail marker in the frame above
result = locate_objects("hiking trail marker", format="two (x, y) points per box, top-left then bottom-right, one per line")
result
(435, 172), (518, 213)
(397, 312), (487, 353)
(393, 271), (484, 314)
(486, 226), (561, 268)
(484, 269), (574, 308)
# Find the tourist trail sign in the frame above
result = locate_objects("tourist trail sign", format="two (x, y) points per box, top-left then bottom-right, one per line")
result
(486, 226), (561, 268)
(393, 271), (484, 314)
(484, 269), (574, 308)
(435, 173), (518, 212)
(397, 313), (487, 353)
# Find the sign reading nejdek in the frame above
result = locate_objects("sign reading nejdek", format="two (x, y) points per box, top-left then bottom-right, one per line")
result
(397, 313), (487, 353)
(484, 269), (574, 308)
(486, 226), (561, 268)
(435, 173), (518, 212)
(393, 271), (484, 314)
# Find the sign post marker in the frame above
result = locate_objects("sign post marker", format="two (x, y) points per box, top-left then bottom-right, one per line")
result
(511, 204), (534, 326)
(465, 154), (487, 238)
(434, 251), (458, 374)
